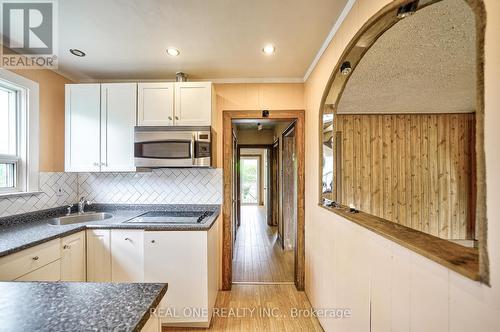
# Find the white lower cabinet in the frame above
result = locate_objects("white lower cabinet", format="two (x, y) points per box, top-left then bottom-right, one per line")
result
(0, 238), (61, 281)
(61, 231), (86, 281)
(141, 313), (160, 332)
(144, 220), (219, 327)
(111, 230), (144, 282)
(86, 229), (112, 282)
(15, 260), (61, 281)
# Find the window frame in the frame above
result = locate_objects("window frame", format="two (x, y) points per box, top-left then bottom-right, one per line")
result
(0, 70), (39, 196)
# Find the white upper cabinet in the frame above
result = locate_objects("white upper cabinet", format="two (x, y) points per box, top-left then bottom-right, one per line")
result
(138, 82), (212, 127)
(101, 83), (137, 172)
(65, 84), (101, 172)
(174, 82), (212, 126)
(137, 83), (174, 126)
(65, 83), (137, 172)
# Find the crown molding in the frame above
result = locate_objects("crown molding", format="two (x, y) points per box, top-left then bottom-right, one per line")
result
(302, 0), (356, 82)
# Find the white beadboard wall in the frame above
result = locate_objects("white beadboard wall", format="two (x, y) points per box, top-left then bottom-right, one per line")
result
(0, 172), (78, 218)
(0, 169), (223, 218)
(78, 169), (222, 204)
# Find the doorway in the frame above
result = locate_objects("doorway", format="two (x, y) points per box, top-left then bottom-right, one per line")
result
(222, 110), (305, 290)
(240, 156), (260, 205)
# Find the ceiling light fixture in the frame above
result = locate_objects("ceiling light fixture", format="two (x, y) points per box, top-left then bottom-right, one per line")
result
(397, 1), (419, 19)
(69, 49), (86, 57)
(340, 61), (352, 76)
(262, 44), (276, 55)
(166, 48), (180, 56)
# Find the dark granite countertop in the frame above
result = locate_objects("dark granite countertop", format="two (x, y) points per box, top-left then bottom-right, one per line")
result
(0, 281), (167, 332)
(0, 204), (220, 258)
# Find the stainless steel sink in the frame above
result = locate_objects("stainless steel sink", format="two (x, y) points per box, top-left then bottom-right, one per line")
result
(48, 212), (113, 225)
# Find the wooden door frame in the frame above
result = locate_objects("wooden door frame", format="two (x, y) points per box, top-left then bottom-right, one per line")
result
(222, 110), (305, 290)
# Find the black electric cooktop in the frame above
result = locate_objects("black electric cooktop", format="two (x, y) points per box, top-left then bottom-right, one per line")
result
(124, 211), (212, 224)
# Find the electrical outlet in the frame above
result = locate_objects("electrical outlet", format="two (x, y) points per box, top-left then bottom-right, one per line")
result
(55, 188), (64, 197)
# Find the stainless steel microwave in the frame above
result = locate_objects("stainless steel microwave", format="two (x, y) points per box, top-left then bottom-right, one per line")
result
(134, 126), (211, 168)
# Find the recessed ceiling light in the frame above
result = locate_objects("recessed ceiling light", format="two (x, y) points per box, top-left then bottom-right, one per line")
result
(262, 44), (276, 55)
(166, 48), (180, 56)
(69, 49), (86, 57)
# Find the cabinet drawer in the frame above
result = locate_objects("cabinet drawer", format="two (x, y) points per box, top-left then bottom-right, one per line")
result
(15, 259), (61, 281)
(0, 239), (61, 281)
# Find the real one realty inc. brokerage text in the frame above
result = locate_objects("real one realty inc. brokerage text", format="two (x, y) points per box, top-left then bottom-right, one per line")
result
(152, 307), (352, 319)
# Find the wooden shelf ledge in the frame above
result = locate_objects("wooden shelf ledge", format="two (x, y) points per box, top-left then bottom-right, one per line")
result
(319, 204), (480, 281)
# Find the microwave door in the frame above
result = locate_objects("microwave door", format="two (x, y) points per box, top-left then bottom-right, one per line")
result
(135, 133), (196, 167)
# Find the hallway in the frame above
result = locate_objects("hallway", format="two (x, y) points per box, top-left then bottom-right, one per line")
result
(232, 206), (294, 283)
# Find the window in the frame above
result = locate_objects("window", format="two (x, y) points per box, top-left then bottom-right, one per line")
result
(0, 85), (20, 191)
(0, 70), (39, 195)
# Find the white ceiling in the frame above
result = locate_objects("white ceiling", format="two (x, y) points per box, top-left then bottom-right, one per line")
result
(336, 0), (476, 114)
(57, 0), (349, 81)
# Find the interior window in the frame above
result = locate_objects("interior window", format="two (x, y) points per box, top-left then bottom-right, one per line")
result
(320, 0), (479, 248)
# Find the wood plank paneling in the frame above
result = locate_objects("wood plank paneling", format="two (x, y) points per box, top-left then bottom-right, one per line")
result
(335, 113), (474, 240)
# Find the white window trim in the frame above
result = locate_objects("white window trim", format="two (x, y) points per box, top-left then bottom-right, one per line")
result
(0, 69), (39, 195)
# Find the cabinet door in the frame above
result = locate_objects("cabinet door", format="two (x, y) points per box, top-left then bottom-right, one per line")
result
(174, 82), (212, 126)
(61, 231), (86, 281)
(144, 231), (207, 324)
(101, 83), (137, 172)
(111, 230), (144, 282)
(138, 83), (174, 126)
(15, 260), (61, 281)
(86, 230), (111, 282)
(65, 84), (101, 172)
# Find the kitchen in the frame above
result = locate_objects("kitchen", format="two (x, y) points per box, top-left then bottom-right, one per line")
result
(0, 74), (220, 330)
(1, 0), (500, 331)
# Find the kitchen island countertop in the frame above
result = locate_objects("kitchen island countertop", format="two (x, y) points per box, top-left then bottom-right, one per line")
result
(0, 281), (167, 332)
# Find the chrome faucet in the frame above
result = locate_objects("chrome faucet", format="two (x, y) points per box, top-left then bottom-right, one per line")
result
(78, 197), (92, 214)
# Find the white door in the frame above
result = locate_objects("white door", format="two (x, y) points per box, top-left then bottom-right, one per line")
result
(101, 83), (137, 172)
(61, 231), (86, 281)
(65, 84), (101, 172)
(111, 230), (144, 282)
(86, 230), (111, 282)
(144, 231), (207, 324)
(137, 83), (174, 126)
(174, 82), (212, 126)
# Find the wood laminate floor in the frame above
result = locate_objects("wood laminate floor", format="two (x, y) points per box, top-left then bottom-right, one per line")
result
(232, 205), (294, 283)
(163, 284), (324, 332)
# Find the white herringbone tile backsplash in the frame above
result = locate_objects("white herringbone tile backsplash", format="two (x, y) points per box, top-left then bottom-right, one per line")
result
(0, 169), (222, 218)
(0, 172), (78, 218)
(78, 168), (223, 205)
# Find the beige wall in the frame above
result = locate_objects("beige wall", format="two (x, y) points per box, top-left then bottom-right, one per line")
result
(10, 69), (72, 172)
(213, 83), (304, 167)
(304, 0), (500, 331)
(236, 128), (275, 145)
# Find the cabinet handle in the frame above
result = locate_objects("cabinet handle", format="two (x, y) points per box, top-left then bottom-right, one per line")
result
(32, 256), (39, 261)
(168, 116), (172, 120)
(175, 116), (179, 120)
(151, 240), (155, 243)
(63, 244), (71, 249)
(125, 238), (131, 241)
